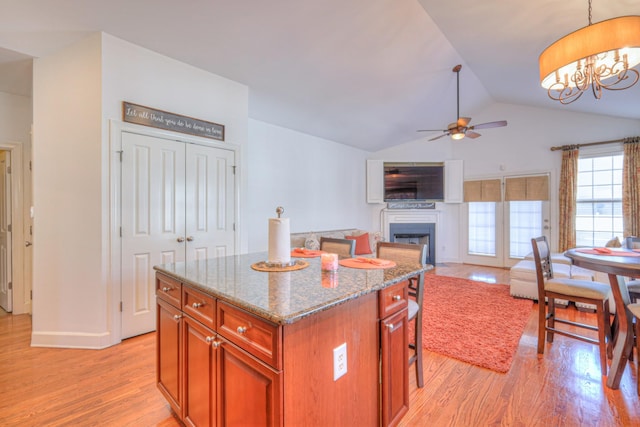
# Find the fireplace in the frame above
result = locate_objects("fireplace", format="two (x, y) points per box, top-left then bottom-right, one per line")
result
(389, 222), (436, 266)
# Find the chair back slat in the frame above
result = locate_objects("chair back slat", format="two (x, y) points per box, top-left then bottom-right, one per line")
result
(319, 237), (355, 258)
(531, 236), (554, 299)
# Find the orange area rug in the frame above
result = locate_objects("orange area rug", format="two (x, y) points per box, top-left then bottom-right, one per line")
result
(418, 275), (533, 373)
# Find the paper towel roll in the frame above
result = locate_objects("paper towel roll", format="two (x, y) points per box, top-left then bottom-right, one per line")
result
(268, 217), (291, 264)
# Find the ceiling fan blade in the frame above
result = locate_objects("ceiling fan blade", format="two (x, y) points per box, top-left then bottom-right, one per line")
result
(457, 117), (471, 127)
(469, 120), (507, 130)
(417, 129), (446, 132)
(466, 131), (481, 139)
(428, 133), (449, 142)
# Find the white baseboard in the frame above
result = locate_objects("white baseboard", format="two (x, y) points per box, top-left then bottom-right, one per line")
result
(30, 330), (116, 349)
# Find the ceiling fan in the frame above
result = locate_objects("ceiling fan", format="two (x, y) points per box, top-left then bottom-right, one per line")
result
(417, 64), (507, 141)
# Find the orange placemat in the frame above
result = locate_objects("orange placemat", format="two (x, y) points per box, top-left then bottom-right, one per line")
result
(575, 248), (640, 257)
(291, 249), (325, 258)
(339, 257), (397, 269)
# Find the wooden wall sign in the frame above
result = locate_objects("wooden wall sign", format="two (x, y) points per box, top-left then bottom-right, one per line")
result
(122, 101), (225, 141)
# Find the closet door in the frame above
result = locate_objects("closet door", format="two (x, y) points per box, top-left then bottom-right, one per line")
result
(121, 132), (186, 339)
(185, 144), (235, 261)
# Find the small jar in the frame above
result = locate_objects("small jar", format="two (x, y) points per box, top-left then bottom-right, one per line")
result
(320, 253), (339, 271)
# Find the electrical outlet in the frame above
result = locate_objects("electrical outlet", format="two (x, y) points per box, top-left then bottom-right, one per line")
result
(333, 342), (347, 381)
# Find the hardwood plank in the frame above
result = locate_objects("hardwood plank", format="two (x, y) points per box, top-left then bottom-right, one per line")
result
(1, 263), (638, 426)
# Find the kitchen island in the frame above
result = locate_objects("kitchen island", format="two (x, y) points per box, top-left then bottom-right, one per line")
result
(155, 251), (431, 427)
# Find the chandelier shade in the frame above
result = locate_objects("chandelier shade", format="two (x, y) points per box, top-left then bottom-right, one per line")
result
(539, 15), (640, 103)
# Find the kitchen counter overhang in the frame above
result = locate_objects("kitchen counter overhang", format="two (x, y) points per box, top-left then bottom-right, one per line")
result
(154, 251), (432, 325)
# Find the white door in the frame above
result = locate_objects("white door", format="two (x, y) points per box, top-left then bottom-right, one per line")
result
(0, 151), (12, 312)
(121, 132), (186, 338)
(120, 131), (236, 339)
(185, 143), (235, 261)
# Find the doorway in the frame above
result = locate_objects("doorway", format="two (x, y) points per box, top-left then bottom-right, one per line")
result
(0, 142), (31, 315)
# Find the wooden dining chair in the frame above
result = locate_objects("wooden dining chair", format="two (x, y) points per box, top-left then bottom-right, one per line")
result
(319, 237), (355, 258)
(531, 236), (612, 374)
(624, 236), (640, 303)
(628, 303), (640, 395)
(376, 241), (427, 388)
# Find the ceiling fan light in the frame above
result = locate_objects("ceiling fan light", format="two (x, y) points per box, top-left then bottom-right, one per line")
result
(451, 131), (465, 140)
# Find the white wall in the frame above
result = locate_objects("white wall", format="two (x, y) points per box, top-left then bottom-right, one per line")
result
(32, 33), (103, 347)
(0, 91), (31, 142)
(31, 32), (250, 348)
(372, 101), (640, 262)
(246, 119), (374, 253)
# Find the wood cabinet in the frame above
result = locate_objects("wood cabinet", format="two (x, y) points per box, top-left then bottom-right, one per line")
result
(156, 277), (183, 418)
(379, 281), (409, 426)
(156, 273), (282, 427)
(157, 272), (410, 426)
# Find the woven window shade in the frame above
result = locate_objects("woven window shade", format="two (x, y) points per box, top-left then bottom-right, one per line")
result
(463, 179), (502, 202)
(505, 175), (549, 201)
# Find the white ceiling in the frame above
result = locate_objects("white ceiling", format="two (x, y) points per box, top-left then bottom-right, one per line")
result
(1, 0), (639, 151)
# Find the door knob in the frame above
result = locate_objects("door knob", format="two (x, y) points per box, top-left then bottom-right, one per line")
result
(177, 237), (185, 243)
(186, 236), (194, 242)
(25, 241), (33, 247)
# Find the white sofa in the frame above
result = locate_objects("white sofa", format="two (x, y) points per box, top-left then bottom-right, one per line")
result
(290, 228), (383, 256)
(510, 252), (612, 311)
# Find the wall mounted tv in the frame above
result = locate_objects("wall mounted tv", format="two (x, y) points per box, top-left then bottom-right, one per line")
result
(383, 162), (445, 202)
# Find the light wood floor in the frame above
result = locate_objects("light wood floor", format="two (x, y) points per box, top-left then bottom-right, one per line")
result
(0, 264), (638, 426)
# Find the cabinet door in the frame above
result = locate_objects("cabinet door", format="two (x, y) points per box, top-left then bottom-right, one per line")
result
(367, 159), (385, 204)
(380, 308), (409, 427)
(218, 339), (282, 427)
(157, 299), (183, 418)
(183, 316), (217, 427)
(444, 159), (464, 203)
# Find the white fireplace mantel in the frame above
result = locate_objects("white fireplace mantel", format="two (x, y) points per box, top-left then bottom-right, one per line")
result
(382, 209), (440, 261)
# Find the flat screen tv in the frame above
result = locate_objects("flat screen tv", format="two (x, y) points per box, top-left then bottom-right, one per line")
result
(383, 162), (444, 202)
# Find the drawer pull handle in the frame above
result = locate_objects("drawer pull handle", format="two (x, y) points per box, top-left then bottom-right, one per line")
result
(162, 287), (171, 292)
(192, 302), (203, 309)
(392, 295), (401, 301)
(386, 323), (395, 331)
(212, 340), (221, 349)
(173, 314), (182, 321)
(237, 326), (248, 334)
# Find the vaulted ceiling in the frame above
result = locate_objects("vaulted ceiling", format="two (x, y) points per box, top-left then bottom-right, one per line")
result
(1, 0), (639, 151)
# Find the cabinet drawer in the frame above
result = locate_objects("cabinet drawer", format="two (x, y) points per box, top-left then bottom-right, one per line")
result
(157, 274), (182, 308)
(379, 280), (408, 319)
(182, 285), (216, 330)
(217, 301), (282, 370)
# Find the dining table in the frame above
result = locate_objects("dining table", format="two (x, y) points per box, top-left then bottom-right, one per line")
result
(564, 247), (640, 389)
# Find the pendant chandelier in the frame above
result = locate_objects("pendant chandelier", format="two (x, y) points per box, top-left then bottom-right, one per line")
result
(539, 0), (640, 104)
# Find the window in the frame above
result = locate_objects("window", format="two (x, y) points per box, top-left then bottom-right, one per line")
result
(576, 153), (623, 247)
(468, 202), (496, 256)
(509, 201), (542, 258)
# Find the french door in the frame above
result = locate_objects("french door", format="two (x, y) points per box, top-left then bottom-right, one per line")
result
(462, 175), (550, 268)
(120, 131), (235, 339)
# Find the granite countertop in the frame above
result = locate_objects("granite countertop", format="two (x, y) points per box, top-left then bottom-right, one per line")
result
(154, 251), (432, 325)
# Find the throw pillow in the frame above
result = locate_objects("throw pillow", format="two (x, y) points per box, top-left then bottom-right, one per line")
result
(304, 234), (320, 250)
(346, 233), (373, 255)
(605, 236), (621, 248)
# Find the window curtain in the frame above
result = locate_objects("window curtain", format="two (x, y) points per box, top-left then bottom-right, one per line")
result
(623, 137), (640, 238)
(504, 175), (549, 201)
(463, 179), (502, 202)
(558, 147), (578, 251)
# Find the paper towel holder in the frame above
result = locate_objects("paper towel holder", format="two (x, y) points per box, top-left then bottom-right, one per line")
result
(266, 206), (296, 268)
